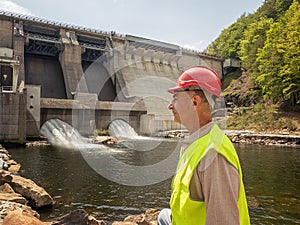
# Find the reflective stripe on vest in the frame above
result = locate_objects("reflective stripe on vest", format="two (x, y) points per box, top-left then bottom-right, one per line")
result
(170, 124), (250, 225)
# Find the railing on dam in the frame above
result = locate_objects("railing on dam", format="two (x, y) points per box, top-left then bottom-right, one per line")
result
(0, 9), (222, 58)
(0, 9), (125, 38)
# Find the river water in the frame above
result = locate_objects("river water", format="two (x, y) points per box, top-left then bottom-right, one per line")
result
(8, 142), (300, 225)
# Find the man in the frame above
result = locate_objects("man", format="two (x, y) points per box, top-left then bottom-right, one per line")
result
(158, 66), (250, 225)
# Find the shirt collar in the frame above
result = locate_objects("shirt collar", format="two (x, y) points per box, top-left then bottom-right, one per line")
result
(182, 122), (214, 146)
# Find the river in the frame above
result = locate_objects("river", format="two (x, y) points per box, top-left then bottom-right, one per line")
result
(8, 142), (300, 225)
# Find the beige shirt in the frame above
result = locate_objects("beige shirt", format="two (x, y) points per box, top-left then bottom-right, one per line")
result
(181, 123), (240, 225)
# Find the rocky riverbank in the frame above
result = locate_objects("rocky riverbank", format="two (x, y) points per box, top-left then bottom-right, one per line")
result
(0, 144), (106, 225)
(157, 130), (300, 146)
(225, 130), (300, 146)
(0, 143), (160, 225)
(0, 144), (52, 224)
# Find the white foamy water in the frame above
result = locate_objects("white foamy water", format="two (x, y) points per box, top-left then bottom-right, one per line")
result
(40, 118), (89, 150)
(108, 119), (167, 151)
(108, 119), (139, 139)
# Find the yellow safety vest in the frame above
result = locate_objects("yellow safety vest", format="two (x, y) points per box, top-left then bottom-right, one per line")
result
(170, 124), (250, 225)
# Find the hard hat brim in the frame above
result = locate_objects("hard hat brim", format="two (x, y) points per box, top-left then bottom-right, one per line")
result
(168, 86), (182, 94)
(168, 85), (205, 94)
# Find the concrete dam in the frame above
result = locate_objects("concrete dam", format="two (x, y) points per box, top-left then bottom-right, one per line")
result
(0, 10), (223, 142)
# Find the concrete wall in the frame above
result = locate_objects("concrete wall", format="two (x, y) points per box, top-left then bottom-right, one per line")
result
(200, 54), (223, 79)
(0, 91), (26, 142)
(178, 50), (202, 71)
(40, 98), (147, 136)
(83, 62), (117, 101)
(13, 22), (25, 83)
(25, 55), (67, 98)
(114, 54), (182, 132)
(59, 29), (85, 99)
(0, 19), (12, 48)
(26, 85), (40, 137)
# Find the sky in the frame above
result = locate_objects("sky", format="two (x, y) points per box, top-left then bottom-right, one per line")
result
(0, 0), (264, 51)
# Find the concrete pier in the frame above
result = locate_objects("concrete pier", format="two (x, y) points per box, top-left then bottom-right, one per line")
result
(0, 92), (26, 143)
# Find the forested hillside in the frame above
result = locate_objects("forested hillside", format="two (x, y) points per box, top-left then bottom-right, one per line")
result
(205, 0), (300, 107)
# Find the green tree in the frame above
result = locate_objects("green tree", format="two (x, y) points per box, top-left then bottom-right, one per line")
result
(256, 0), (294, 20)
(205, 15), (249, 58)
(205, 0), (298, 106)
(239, 16), (273, 71)
(256, 0), (300, 104)
(279, 0), (300, 105)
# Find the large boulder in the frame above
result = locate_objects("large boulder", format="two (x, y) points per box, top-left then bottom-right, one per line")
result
(3, 210), (46, 225)
(50, 209), (106, 225)
(0, 201), (40, 224)
(113, 208), (160, 225)
(0, 147), (21, 173)
(112, 223), (137, 225)
(0, 183), (27, 204)
(0, 170), (54, 208)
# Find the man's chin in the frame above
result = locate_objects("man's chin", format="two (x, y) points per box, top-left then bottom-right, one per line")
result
(173, 117), (181, 124)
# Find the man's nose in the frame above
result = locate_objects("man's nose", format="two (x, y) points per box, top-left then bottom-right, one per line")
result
(168, 103), (174, 110)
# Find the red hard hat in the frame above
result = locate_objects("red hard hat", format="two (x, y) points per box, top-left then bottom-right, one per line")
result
(168, 66), (221, 97)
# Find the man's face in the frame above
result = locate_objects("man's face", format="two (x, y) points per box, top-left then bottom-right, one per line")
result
(168, 91), (195, 125)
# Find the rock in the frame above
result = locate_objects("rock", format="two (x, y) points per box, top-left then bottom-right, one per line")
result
(0, 183), (27, 204)
(0, 172), (12, 183)
(0, 158), (8, 171)
(126, 208), (160, 224)
(87, 215), (107, 225)
(7, 164), (21, 173)
(226, 131), (300, 146)
(91, 136), (118, 145)
(0, 201), (40, 223)
(3, 210), (45, 225)
(26, 141), (51, 148)
(112, 222), (137, 225)
(247, 196), (260, 209)
(0, 154), (9, 162)
(113, 208), (160, 225)
(51, 209), (88, 225)
(6, 159), (21, 173)
(0, 184), (14, 193)
(51, 209), (106, 225)
(0, 149), (22, 172)
(0, 149), (9, 155)
(0, 170), (54, 208)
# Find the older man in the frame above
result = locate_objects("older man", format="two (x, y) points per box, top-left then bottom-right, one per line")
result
(158, 66), (250, 225)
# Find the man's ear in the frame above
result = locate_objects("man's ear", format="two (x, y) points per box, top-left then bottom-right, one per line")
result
(192, 95), (201, 106)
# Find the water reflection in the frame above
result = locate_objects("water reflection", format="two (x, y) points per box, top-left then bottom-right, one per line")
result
(238, 144), (300, 225)
(8, 143), (300, 224)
